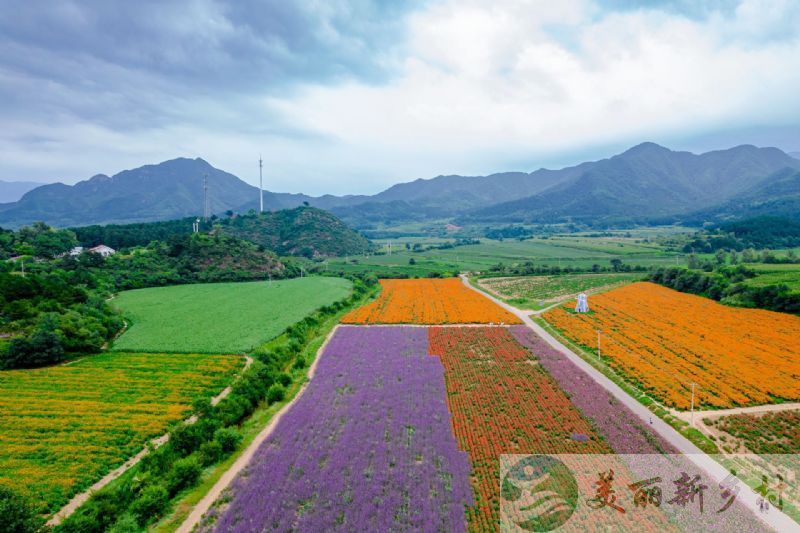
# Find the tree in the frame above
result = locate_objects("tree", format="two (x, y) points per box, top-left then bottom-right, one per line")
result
(2, 316), (65, 369)
(0, 486), (41, 533)
(714, 249), (727, 265)
(610, 258), (623, 272)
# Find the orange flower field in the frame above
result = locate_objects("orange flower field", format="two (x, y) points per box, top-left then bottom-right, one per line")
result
(0, 352), (242, 513)
(543, 282), (800, 409)
(341, 278), (521, 324)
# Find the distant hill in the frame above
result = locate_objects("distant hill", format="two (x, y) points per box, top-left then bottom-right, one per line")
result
(72, 206), (373, 258)
(461, 143), (800, 225)
(0, 180), (43, 203)
(0, 158), (316, 228)
(683, 168), (800, 224)
(789, 151), (800, 159)
(328, 169), (583, 227)
(2, 143), (799, 230)
(219, 207), (374, 257)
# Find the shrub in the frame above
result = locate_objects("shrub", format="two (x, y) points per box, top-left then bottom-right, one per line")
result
(199, 440), (223, 466)
(1, 328), (64, 369)
(170, 424), (203, 457)
(0, 486), (41, 533)
(214, 427), (242, 453)
(167, 456), (202, 495)
(131, 484), (169, 525)
(277, 372), (292, 387)
(107, 513), (140, 533)
(267, 383), (286, 403)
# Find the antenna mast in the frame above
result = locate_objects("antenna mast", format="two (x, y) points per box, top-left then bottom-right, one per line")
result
(203, 173), (210, 221)
(259, 156), (264, 213)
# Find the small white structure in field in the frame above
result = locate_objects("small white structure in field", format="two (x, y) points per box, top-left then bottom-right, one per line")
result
(89, 244), (116, 257)
(575, 293), (590, 313)
(68, 246), (84, 256)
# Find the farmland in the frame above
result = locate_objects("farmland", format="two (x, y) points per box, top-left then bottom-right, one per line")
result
(543, 282), (800, 409)
(0, 352), (242, 513)
(327, 235), (685, 277)
(341, 278), (520, 324)
(205, 326), (473, 532)
(112, 277), (352, 353)
(427, 327), (609, 530)
(705, 410), (800, 455)
(479, 272), (642, 309)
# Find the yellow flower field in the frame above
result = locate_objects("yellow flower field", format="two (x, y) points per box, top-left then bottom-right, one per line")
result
(0, 352), (242, 513)
(543, 282), (800, 409)
(341, 278), (521, 324)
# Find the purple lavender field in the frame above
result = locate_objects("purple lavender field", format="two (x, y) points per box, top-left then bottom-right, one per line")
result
(207, 325), (473, 532)
(510, 325), (677, 455)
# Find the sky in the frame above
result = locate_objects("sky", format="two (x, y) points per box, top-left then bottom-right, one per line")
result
(1, 0), (799, 195)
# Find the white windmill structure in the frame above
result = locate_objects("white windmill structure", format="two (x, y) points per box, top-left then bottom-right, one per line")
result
(575, 292), (590, 313)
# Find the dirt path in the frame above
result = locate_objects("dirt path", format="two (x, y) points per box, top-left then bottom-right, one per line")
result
(46, 355), (252, 527)
(459, 274), (795, 532)
(673, 402), (800, 427)
(176, 326), (340, 533)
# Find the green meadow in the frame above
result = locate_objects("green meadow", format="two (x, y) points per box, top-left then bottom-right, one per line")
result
(111, 277), (352, 353)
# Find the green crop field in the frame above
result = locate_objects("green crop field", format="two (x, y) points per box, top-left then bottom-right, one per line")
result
(742, 264), (800, 292)
(112, 277), (352, 353)
(478, 272), (643, 310)
(328, 236), (683, 277)
(0, 352), (243, 513)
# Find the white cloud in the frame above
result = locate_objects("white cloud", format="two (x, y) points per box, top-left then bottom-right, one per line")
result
(263, 0), (800, 192)
(2, 0), (799, 195)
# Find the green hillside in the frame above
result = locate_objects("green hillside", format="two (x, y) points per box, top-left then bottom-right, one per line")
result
(219, 207), (375, 257)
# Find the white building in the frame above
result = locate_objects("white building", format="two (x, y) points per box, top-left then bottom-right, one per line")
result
(68, 246), (84, 256)
(88, 244), (116, 257)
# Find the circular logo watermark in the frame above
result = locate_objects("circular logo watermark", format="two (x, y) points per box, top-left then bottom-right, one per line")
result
(501, 455), (578, 531)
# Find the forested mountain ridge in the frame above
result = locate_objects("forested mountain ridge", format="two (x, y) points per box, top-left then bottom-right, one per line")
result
(0, 158), (318, 228)
(1, 143), (798, 229)
(461, 143), (800, 225)
(72, 206), (373, 258)
(682, 168), (800, 224)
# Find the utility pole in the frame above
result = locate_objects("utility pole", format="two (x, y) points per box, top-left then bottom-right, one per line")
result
(596, 330), (602, 360)
(20, 259), (25, 278)
(690, 382), (697, 426)
(259, 156), (264, 213)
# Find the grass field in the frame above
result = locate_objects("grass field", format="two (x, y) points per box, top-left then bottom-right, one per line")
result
(543, 282), (800, 409)
(0, 352), (242, 513)
(341, 278), (520, 324)
(741, 263), (800, 292)
(478, 272), (643, 309)
(112, 277), (352, 353)
(328, 236), (684, 277)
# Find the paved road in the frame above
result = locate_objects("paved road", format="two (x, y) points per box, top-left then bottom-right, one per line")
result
(460, 274), (798, 533)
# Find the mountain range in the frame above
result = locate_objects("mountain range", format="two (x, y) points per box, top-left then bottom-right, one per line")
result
(0, 180), (44, 203)
(1, 143), (798, 229)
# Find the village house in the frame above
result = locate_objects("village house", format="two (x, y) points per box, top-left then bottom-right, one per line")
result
(88, 244), (116, 257)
